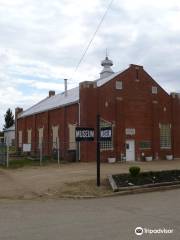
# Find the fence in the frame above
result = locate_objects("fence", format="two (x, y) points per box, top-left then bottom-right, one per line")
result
(16, 140), (78, 166)
(0, 140), (127, 168)
(16, 140), (126, 164)
(0, 143), (9, 167)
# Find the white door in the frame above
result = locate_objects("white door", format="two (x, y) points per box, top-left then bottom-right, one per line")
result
(126, 140), (135, 161)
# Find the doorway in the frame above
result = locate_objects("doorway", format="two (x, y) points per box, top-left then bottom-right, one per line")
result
(126, 140), (135, 161)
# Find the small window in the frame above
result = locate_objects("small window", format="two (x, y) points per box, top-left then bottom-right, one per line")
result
(139, 141), (151, 149)
(116, 81), (122, 90)
(160, 124), (171, 149)
(152, 86), (157, 94)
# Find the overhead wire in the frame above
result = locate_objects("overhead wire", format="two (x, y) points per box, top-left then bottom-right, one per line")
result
(68, 0), (114, 83)
(74, 0), (114, 73)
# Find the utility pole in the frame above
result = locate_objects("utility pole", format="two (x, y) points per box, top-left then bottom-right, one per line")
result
(96, 114), (100, 186)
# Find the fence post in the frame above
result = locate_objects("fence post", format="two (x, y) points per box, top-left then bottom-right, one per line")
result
(6, 144), (9, 168)
(40, 141), (42, 166)
(57, 138), (60, 167)
(96, 114), (101, 187)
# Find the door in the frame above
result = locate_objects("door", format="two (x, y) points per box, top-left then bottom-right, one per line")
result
(126, 140), (135, 161)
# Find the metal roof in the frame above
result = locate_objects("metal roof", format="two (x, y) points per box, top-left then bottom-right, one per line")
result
(18, 71), (123, 118)
(19, 87), (79, 118)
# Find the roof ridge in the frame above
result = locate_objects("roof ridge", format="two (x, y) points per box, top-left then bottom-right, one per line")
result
(19, 96), (49, 116)
(18, 68), (127, 119)
(19, 86), (79, 118)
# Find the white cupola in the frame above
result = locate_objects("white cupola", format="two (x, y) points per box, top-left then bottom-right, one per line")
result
(100, 55), (114, 79)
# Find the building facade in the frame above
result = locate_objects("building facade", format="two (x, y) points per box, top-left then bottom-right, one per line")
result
(16, 57), (180, 162)
(4, 125), (15, 146)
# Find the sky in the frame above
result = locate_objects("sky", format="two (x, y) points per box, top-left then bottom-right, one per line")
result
(0, 0), (180, 130)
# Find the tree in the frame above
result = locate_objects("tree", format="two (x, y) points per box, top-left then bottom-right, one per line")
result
(3, 108), (15, 130)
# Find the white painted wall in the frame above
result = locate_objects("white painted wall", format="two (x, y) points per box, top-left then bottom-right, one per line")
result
(4, 130), (15, 146)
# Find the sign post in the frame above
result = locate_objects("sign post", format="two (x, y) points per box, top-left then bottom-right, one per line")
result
(6, 145), (9, 168)
(96, 114), (100, 187)
(75, 119), (112, 187)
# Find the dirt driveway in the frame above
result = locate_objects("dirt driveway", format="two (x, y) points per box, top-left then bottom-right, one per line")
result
(0, 160), (180, 199)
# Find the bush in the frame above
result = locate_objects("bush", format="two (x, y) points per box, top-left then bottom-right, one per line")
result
(129, 166), (140, 177)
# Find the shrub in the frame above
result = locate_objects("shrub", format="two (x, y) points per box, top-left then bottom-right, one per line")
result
(129, 166), (140, 177)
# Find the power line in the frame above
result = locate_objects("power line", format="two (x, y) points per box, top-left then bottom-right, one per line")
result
(73, 0), (114, 74)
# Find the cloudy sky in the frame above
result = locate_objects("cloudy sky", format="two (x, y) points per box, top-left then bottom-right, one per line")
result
(0, 0), (180, 130)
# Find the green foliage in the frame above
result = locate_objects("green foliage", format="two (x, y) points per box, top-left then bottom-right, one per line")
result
(4, 108), (15, 130)
(129, 166), (141, 177)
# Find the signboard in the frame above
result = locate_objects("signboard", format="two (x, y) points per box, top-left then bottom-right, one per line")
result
(75, 127), (94, 141)
(23, 144), (31, 152)
(100, 127), (112, 141)
(125, 128), (135, 135)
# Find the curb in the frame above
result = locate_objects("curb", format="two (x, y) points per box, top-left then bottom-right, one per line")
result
(1, 184), (180, 201)
(51, 183), (180, 199)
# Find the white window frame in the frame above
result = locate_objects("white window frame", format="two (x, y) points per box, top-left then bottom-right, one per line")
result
(152, 86), (158, 94)
(18, 130), (22, 148)
(38, 127), (44, 149)
(27, 129), (32, 145)
(116, 80), (123, 90)
(160, 123), (171, 149)
(52, 125), (59, 149)
(68, 124), (76, 150)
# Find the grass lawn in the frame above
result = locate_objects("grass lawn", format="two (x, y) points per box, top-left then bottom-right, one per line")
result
(57, 179), (112, 197)
(0, 157), (59, 168)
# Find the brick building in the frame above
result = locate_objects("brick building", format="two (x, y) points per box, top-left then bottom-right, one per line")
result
(16, 57), (180, 162)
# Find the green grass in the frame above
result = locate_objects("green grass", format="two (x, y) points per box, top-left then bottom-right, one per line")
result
(0, 157), (60, 169)
(0, 146), (6, 153)
(8, 158), (40, 168)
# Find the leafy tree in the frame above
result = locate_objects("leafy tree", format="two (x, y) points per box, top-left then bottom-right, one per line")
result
(3, 108), (15, 130)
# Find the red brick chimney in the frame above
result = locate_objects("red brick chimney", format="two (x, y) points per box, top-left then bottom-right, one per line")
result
(49, 90), (55, 97)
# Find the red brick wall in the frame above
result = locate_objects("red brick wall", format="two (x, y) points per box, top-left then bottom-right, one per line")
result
(172, 94), (180, 158)
(16, 65), (180, 162)
(79, 65), (177, 161)
(17, 103), (78, 159)
(79, 82), (98, 161)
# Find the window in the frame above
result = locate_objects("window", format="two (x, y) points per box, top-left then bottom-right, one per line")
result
(27, 129), (32, 144)
(38, 128), (43, 148)
(116, 81), (122, 90)
(126, 143), (129, 150)
(100, 119), (113, 150)
(139, 141), (151, 149)
(18, 131), (22, 148)
(160, 124), (171, 149)
(69, 124), (76, 150)
(152, 86), (157, 94)
(52, 126), (59, 149)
